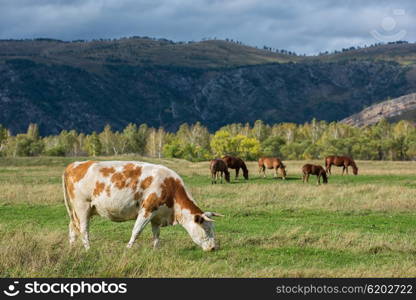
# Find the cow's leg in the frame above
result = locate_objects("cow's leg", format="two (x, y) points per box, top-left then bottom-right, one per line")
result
(151, 221), (161, 249)
(68, 221), (77, 245)
(77, 205), (92, 250)
(127, 210), (153, 248)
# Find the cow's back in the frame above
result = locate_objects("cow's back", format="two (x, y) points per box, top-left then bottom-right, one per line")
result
(64, 161), (181, 222)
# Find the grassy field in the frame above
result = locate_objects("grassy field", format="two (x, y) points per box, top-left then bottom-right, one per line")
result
(0, 157), (416, 277)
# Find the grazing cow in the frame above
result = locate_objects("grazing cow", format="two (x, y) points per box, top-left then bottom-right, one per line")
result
(222, 155), (249, 180)
(325, 156), (358, 175)
(258, 157), (287, 179)
(210, 159), (230, 184)
(63, 161), (222, 251)
(302, 164), (328, 185)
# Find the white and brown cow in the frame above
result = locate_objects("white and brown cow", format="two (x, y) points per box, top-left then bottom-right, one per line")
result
(62, 161), (222, 251)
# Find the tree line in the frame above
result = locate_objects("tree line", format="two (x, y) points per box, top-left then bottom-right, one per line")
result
(0, 119), (415, 161)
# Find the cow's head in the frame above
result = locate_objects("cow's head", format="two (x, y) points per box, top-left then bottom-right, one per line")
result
(185, 212), (223, 251)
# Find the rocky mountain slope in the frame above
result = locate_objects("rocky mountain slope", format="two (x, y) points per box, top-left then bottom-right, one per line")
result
(341, 93), (416, 126)
(0, 38), (415, 134)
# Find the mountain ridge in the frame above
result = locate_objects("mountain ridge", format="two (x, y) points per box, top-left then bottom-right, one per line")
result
(1, 38), (416, 135)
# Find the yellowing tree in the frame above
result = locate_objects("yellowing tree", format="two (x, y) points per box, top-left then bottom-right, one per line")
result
(234, 135), (261, 160)
(211, 131), (260, 160)
(210, 130), (234, 157)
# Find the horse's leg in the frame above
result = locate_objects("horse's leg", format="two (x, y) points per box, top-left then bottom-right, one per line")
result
(317, 175), (320, 185)
(306, 174), (309, 183)
(346, 165), (349, 175)
(235, 168), (239, 179)
(342, 166), (345, 175)
(220, 171), (223, 184)
(327, 164), (331, 175)
(302, 173), (306, 183)
(260, 166), (266, 178)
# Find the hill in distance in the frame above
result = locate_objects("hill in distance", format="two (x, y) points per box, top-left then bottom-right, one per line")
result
(1, 37), (416, 135)
(341, 93), (416, 126)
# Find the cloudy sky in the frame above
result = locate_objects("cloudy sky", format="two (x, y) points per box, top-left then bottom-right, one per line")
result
(1, 0), (415, 54)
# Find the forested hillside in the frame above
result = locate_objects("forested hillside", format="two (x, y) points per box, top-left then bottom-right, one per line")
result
(1, 38), (416, 135)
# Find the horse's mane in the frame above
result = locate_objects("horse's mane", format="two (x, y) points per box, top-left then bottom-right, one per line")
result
(349, 158), (357, 168)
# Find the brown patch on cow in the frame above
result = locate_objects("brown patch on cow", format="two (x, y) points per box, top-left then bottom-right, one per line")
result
(100, 167), (115, 177)
(140, 176), (153, 190)
(172, 179), (203, 215)
(64, 161), (96, 199)
(134, 191), (143, 201)
(142, 193), (159, 217)
(141, 177), (177, 217)
(93, 181), (105, 197)
(105, 186), (111, 197)
(122, 163), (142, 182)
(111, 172), (126, 189)
(68, 161), (95, 182)
(110, 163), (142, 190)
(141, 176), (203, 219)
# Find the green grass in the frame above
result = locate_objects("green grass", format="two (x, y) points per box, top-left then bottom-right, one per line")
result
(0, 157), (416, 277)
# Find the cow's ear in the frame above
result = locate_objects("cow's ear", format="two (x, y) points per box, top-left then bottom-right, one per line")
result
(194, 215), (204, 224)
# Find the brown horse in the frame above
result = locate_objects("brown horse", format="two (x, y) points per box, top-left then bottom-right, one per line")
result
(325, 156), (358, 175)
(210, 159), (230, 184)
(258, 157), (287, 179)
(222, 155), (249, 180)
(302, 164), (328, 185)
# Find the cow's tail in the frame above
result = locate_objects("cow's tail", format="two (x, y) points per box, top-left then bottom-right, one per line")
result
(62, 174), (81, 234)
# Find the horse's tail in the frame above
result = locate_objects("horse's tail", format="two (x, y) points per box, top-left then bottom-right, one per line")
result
(62, 173), (81, 234)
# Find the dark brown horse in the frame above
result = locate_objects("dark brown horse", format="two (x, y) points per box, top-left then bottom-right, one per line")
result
(258, 157), (287, 179)
(222, 155), (249, 180)
(325, 156), (358, 175)
(302, 164), (328, 185)
(210, 159), (230, 184)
